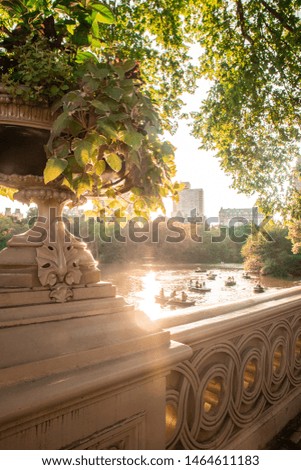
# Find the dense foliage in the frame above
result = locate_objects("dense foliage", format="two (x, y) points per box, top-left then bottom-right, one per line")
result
(0, 214), (29, 250)
(0, 0), (197, 213)
(2, 1), (301, 232)
(191, 0), (301, 217)
(65, 215), (247, 264)
(0, 0), (197, 121)
(242, 223), (301, 277)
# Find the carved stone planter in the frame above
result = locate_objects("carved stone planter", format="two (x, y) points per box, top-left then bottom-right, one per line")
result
(0, 88), (101, 300)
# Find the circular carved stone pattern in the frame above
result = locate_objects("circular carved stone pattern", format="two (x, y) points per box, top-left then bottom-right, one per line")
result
(166, 315), (301, 450)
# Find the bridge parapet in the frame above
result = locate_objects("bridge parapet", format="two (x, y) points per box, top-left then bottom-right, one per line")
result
(157, 286), (301, 449)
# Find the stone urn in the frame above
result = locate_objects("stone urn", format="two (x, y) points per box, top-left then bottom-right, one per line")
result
(0, 88), (103, 301)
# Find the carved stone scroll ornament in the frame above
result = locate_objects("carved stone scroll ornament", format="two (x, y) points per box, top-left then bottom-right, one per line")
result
(0, 177), (101, 301)
(36, 242), (82, 303)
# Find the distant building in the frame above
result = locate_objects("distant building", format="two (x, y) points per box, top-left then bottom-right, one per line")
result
(172, 183), (204, 219)
(4, 207), (23, 220)
(219, 207), (265, 227)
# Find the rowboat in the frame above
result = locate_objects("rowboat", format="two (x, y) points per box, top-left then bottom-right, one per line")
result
(189, 286), (211, 293)
(195, 267), (207, 273)
(253, 284), (265, 293)
(225, 277), (236, 286)
(167, 298), (196, 307)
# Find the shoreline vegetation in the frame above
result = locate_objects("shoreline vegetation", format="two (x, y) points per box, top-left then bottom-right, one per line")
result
(1, 212), (301, 279)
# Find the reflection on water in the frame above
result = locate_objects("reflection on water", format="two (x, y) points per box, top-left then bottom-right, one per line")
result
(100, 263), (301, 320)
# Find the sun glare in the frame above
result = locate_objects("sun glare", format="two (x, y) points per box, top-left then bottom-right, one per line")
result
(136, 271), (162, 320)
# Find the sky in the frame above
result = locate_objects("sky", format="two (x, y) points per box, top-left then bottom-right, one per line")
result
(163, 77), (256, 218)
(170, 118), (256, 218)
(0, 78), (256, 219)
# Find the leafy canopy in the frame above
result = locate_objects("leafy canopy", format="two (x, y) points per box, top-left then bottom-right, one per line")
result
(4, 1), (301, 221)
(0, 0), (198, 214)
(191, 0), (301, 216)
(0, 0), (199, 128)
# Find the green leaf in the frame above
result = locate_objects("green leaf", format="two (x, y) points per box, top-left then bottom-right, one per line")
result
(62, 177), (73, 190)
(97, 120), (117, 139)
(76, 51), (97, 64)
(108, 112), (129, 122)
(74, 141), (92, 167)
(72, 25), (89, 46)
(72, 132), (107, 167)
(44, 158), (68, 184)
(91, 99), (111, 113)
(105, 153), (123, 172)
(91, 19), (99, 38)
(118, 130), (144, 150)
(50, 85), (59, 95)
(122, 60), (138, 73)
(75, 175), (93, 197)
(91, 3), (115, 24)
(112, 61), (137, 78)
(103, 86), (124, 102)
(52, 111), (70, 135)
(131, 186), (142, 196)
(68, 119), (83, 137)
(94, 159), (106, 176)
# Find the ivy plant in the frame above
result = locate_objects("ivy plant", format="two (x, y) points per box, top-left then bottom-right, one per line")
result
(0, 0), (179, 215)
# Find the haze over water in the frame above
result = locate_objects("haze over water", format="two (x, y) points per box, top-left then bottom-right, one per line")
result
(101, 263), (300, 320)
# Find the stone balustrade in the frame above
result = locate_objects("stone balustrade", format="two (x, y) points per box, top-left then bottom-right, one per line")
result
(155, 286), (301, 450)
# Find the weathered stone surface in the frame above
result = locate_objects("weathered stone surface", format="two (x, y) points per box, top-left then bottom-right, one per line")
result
(0, 291), (191, 449)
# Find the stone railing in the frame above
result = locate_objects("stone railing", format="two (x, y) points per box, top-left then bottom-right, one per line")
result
(155, 286), (301, 450)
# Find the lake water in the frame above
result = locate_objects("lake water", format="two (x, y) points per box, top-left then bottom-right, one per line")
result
(100, 263), (301, 320)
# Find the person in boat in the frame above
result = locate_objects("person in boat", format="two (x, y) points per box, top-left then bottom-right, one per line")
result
(181, 291), (188, 302)
(170, 289), (177, 298)
(195, 280), (199, 288)
(159, 288), (165, 298)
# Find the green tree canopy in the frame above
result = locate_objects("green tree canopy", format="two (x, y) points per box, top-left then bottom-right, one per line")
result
(242, 222), (301, 277)
(191, 0), (301, 215)
(0, 0), (199, 214)
(3, 1), (301, 225)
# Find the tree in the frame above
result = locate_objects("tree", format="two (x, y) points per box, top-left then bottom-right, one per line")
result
(94, 0), (198, 128)
(241, 223), (301, 277)
(191, 0), (301, 218)
(0, 214), (29, 250)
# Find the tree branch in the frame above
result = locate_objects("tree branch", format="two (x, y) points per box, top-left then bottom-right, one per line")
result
(235, 0), (254, 45)
(259, 0), (295, 33)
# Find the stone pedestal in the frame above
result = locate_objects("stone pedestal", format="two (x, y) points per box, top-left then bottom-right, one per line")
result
(0, 183), (191, 450)
(0, 90), (192, 449)
(0, 288), (191, 449)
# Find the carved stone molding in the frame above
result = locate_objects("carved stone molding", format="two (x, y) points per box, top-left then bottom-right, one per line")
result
(64, 413), (146, 450)
(0, 86), (55, 129)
